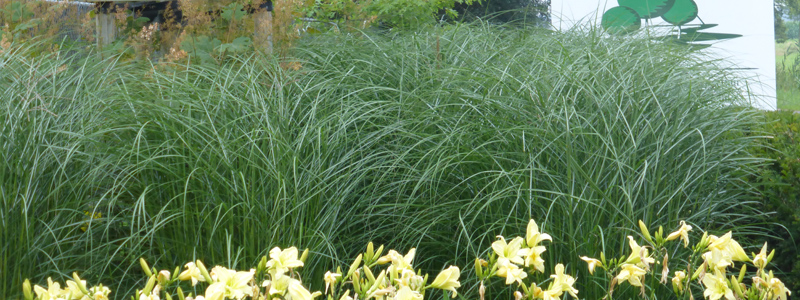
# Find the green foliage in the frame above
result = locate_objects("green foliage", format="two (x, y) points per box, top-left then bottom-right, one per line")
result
(1, 24), (767, 300)
(302, 0), (476, 29)
(751, 111), (800, 293)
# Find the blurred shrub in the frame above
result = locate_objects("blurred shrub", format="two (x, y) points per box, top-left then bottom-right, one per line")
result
(752, 111), (800, 293)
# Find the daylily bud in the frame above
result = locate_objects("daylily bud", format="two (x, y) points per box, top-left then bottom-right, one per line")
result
(257, 256), (268, 274)
(737, 264), (746, 284)
(195, 260), (213, 284)
(474, 258), (484, 278)
(731, 275), (745, 299)
(172, 267), (180, 280)
(22, 279), (33, 300)
(347, 254), (362, 277)
(363, 266), (376, 283)
(767, 249), (775, 264)
(638, 220), (652, 243)
(72, 272), (90, 294)
(177, 287), (185, 300)
(140, 258), (153, 277)
(165, 292), (173, 300)
(514, 291), (523, 300)
(374, 245), (385, 262)
(143, 275), (157, 295)
(366, 242), (375, 263)
(158, 270), (171, 286)
(661, 253), (669, 284)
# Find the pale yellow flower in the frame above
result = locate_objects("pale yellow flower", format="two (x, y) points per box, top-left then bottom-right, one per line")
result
(178, 262), (206, 286)
(492, 236), (525, 266)
(579, 256), (602, 275)
(755, 271), (792, 300)
(430, 266), (461, 298)
(702, 271), (735, 300)
(267, 247), (305, 277)
(550, 264), (578, 298)
(323, 271), (341, 293)
(139, 285), (161, 300)
(672, 271), (687, 292)
(525, 219), (552, 248)
(702, 248), (732, 272)
(89, 285), (111, 300)
(66, 278), (90, 300)
(752, 242), (769, 269)
(207, 266), (255, 300)
(33, 278), (68, 300)
(518, 245), (546, 273)
(395, 286), (423, 300)
(666, 220), (693, 247)
(395, 269), (424, 290)
(616, 263), (646, 287)
(377, 249), (416, 275)
(707, 232), (749, 262)
(626, 236), (655, 269)
(287, 279), (316, 300)
(496, 258), (527, 285)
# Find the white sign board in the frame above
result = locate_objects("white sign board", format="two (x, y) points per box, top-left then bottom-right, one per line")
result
(551, 0), (777, 110)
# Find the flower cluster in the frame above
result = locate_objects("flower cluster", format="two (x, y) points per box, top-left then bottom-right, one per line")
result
(22, 243), (461, 300)
(23, 273), (111, 300)
(323, 242), (462, 300)
(476, 220), (578, 300)
(580, 220), (792, 300)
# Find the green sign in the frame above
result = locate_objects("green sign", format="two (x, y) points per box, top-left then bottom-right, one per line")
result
(601, 0), (739, 47)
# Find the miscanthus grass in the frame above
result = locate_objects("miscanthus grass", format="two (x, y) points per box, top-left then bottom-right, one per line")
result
(1, 24), (767, 299)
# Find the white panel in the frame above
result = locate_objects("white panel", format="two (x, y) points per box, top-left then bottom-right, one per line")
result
(551, 0), (777, 110)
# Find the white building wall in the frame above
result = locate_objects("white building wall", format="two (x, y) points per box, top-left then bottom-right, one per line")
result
(551, 0), (777, 110)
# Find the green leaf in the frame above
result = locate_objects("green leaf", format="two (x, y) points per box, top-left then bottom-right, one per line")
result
(679, 32), (742, 42)
(221, 3), (247, 22)
(601, 6), (641, 34)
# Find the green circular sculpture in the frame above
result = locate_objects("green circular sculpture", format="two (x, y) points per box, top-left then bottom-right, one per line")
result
(601, 6), (642, 34)
(661, 0), (698, 26)
(618, 0), (675, 18)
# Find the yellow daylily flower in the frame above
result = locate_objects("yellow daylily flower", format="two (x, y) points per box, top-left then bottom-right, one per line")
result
(672, 271), (686, 292)
(33, 278), (68, 300)
(616, 263), (647, 287)
(752, 242), (769, 269)
(395, 269), (424, 290)
(525, 219), (552, 248)
(707, 232), (749, 262)
(702, 271), (735, 300)
(138, 285), (161, 300)
(88, 285), (111, 300)
(550, 264), (578, 298)
(519, 245), (546, 273)
(496, 258), (527, 285)
(395, 286), (423, 300)
(267, 247), (305, 277)
(378, 249), (416, 275)
(579, 256), (602, 275)
(323, 271), (341, 293)
(754, 271), (792, 300)
(178, 262), (206, 286)
(666, 220), (693, 247)
(207, 266), (255, 300)
(492, 236), (525, 266)
(430, 266), (461, 298)
(625, 236), (655, 269)
(702, 248), (732, 272)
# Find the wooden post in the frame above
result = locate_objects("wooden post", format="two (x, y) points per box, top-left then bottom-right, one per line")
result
(96, 2), (117, 47)
(254, 2), (273, 53)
